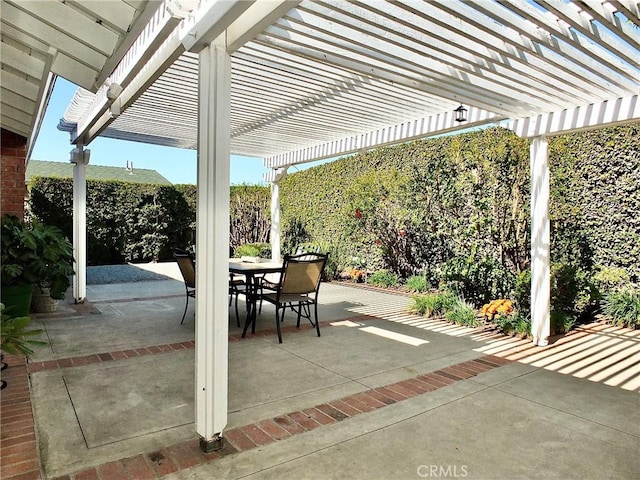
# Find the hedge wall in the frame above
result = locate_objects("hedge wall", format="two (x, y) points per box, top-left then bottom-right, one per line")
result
(27, 179), (269, 265)
(280, 124), (640, 282)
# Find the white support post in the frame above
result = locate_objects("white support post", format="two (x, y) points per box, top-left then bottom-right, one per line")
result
(194, 38), (230, 452)
(269, 167), (287, 262)
(270, 181), (281, 262)
(530, 136), (551, 347)
(71, 146), (88, 303)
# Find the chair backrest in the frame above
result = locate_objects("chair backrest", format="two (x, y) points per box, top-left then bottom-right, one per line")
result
(294, 243), (323, 260)
(280, 252), (328, 295)
(173, 248), (196, 289)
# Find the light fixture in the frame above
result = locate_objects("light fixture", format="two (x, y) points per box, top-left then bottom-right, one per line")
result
(454, 104), (468, 123)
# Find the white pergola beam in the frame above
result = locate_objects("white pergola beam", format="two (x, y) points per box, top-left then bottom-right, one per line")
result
(227, 0), (300, 53)
(508, 95), (640, 138)
(264, 107), (505, 169)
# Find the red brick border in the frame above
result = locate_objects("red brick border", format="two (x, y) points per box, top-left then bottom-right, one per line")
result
(19, 354), (510, 480)
(6, 310), (512, 480)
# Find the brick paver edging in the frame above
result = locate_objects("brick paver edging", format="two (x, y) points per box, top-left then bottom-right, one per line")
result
(42, 355), (511, 480)
(27, 314), (379, 373)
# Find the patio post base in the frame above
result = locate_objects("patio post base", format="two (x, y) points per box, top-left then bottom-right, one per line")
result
(199, 434), (223, 453)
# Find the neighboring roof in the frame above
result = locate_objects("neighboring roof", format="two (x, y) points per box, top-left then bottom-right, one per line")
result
(26, 160), (171, 185)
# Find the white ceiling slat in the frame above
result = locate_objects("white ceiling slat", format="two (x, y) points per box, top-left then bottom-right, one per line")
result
(295, 1), (592, 109)
(609, 1), (640, 25)
(6, 0), (119, 57)
(1, 89), (36, 114)
(1, 2), (106, 78)
(1, 115), (30, 137)
(0, 69), (40, 100)
(0, 42), (47, 80)
(65, 0), (138, 34)
(421, 0), (631, 96)
(0, 103), (32, 126)
(51, 53), (103, 91)
(500, 0), (639, 89)
(256, 29), (529, 117)
(580, 0), (640, 47)
(3, 0), (638, 165)
(536, 0), (640, 68)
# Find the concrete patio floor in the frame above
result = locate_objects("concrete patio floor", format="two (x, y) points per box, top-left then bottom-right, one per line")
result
(2, 262), (639, 480)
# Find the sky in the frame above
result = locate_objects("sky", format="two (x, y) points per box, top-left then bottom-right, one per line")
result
(30, 77), (279, 185)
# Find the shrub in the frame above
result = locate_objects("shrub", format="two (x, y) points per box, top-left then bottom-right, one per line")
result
(592, 266), (630, 299)
(603, 288), (640, 329)
(410, 290), (458, 317)
(235, 242), (271, 258)
(513, 270), (531, 317)
(368, 270), (399, 288)
(406, 275), (429, 293)
(551, 263), (597, 319)
(442, 255), (515, 307)
(493, 310), (531, 338)
(444, 299), (481, 327)
(551, 310), (576, 334)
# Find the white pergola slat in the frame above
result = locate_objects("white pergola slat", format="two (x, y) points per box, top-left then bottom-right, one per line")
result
(0, 0), (162, 147)
(58, 0), (639, 164)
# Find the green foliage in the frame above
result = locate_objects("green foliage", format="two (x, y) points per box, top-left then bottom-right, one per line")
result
(444, 299), (481, 327)
(28, 178), (270, 265)
(513, 270), (531, 317)
(230, 185), (271, 251)
(494, 311), (531, 338)
(549, 124), (640, 280)
(442, 254), (515, 307)
(592, 266), (630, 299)
(235, 242), (271, 258)
(603, 288), (640, 329)
(551, 263), (596, 320)
(410, 290), (458, 317)
(406, 275), (429, 293)
(1, 215), (74, 299)
(1, 303), (46, 357)
(550, 310), (576, 335)
(367, 270), (399, 288)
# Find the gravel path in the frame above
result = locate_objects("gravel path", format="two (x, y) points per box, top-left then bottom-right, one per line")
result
(86, 264), (173, 285)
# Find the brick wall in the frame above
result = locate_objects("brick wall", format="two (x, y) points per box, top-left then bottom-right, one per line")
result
(1, 128), (28, 219)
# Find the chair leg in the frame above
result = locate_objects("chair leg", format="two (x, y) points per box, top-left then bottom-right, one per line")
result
(276, 306), (283, 343)
(234, 290), (241, 328)
(180, 295), (189, 325)
(296, 302), (302, 328)
(314, 301), (321, 337)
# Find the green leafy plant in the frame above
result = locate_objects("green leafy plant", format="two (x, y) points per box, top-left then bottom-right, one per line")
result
(368, 270), (399, 288)
(603, 288), (640, 329)
(1, 303), (45, 357)
(406, 275), (429, 293)
(494, 310), (531, 338)
(442, 254), (515, 307)
(235, 242), (271, 258)
(1, 215), (74, 299)
(444, 299), (481, 327)
(550, 309), (576, 334)
(410, 290), (458, 317)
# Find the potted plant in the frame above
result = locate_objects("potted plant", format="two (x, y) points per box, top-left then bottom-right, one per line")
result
(1, 302), (45, 389)
(1, 215), (74, 314)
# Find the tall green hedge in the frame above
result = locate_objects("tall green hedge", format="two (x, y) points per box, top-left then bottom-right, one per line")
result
(280, 124), (640, 283)
(27, 179), (270, 265)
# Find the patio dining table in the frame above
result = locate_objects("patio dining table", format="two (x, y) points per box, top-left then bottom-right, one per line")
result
(229, 258), (283, 337)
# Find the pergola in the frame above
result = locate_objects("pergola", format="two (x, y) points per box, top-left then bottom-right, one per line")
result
(2, 0), (639, 451)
